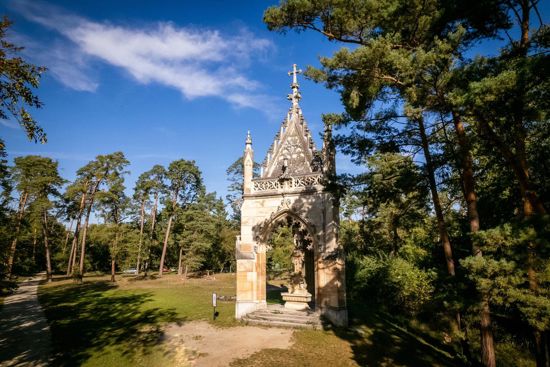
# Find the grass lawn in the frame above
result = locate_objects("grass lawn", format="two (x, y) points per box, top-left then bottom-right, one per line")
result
(38, 273), (237, 366)
(39, 273), (462, 367)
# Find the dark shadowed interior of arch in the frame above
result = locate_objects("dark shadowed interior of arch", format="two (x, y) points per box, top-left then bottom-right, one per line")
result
(264, 215), (315, 307)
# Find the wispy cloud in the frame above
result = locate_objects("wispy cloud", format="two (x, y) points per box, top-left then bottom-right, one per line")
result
(10, 32), (99, 92)
(0, 119), (19, 129)
(8, 0), (276, 111)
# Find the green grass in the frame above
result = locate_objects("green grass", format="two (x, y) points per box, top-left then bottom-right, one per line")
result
(39, 274), (464, 367)
(38, 273), (237, 366)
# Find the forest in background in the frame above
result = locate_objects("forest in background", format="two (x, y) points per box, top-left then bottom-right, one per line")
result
(0, 151), (240, 282)
(1, 0), (549, 365)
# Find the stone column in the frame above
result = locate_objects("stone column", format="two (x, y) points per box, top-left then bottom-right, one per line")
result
(316, 194), (348, 327)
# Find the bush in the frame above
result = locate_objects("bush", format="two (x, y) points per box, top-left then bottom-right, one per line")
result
(352, 254), (436, 315)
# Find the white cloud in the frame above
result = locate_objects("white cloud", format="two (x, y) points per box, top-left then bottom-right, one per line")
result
(8, 0), (276, 110)
(11, 33), (99, 92)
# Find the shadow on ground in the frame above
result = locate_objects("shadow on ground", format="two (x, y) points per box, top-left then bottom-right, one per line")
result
(329, 305), (461, 367)
(266, 283), (287, 305)
(39, 280), (180, 366)
(0, 278), (51, 367)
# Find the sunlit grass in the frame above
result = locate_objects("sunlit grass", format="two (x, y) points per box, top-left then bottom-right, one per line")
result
(39, 273), (237, 366)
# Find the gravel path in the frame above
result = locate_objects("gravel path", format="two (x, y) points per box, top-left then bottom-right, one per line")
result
(164, 321), (294, 366)
(0, 275), (52, 367)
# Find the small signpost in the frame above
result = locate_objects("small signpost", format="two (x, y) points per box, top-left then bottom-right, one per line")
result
(212, 292), (218, 320)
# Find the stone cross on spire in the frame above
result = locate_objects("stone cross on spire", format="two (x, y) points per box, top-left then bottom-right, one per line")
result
(287, 63), (302, 109)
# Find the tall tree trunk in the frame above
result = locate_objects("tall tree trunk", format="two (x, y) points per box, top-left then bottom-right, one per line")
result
(178, 246), (184, 275)
(417, 116), (465, 347)
(42, 210), (53, 282)
(452, 111), (496, 367)
(136, 199), (145, 274)
(417, 117), (456, 276)
(78, 182), (100, 278)
(78, 201), (93, 278)
(62, 219), (74, 255)
(144, 193), (159, 276)
(110, 259), (116, 282)
(110, 228), (118, 283)
(32, 227), (37, 266)
(67, 188), (88, 275)
(67, 240), (75, 276)
(71, 239), (79, 275)
(150, 193), (159, 235)
(7, 191), (29, 277)
(158, 214), (174, 277)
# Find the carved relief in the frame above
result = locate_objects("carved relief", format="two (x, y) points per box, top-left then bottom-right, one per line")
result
(252, 173), (322, 192)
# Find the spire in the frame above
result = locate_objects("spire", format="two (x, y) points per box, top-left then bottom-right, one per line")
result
(243, 130), (254, 194)
(260, 64), (320, 179)
(287, 63), (302, 109)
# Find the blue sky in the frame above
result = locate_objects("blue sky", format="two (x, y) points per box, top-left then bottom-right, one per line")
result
(1, 0), (347, 203)
(1, 0), (548, 207)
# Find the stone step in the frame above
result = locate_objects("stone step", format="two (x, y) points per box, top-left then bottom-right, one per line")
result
(252, 310), (319, 320)
(257, 306), (319, 317)
(242, 316), (322, 330)
(247, 312), (320, 324)
(241, 307), (323, 330)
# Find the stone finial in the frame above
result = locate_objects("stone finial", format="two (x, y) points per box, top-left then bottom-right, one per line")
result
(287, 64), (302, 109)
(245, 130), (252, 145)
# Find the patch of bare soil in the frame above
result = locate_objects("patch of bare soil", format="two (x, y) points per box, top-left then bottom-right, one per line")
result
(164, 321), (294, 367)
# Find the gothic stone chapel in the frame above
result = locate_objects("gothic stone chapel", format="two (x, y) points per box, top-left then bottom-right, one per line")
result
(235, 65), (348, 327)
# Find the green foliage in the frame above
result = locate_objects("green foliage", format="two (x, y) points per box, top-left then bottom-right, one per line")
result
(461, 216), (550, 332)
(356, 255), (436, 315)
(267, 225), (294, 276)
(0, 17), (46, 147)
(174, 193), (222, 272)
(164, 159), (204, 210)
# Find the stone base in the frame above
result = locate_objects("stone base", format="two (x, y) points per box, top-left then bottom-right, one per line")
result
(320, 307), (348, 327)
(281, 292), (312, 311)
(235, 300), (267, 319)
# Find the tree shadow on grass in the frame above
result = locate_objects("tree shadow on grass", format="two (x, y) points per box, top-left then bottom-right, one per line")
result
(328, 305), (462, 367)
(39, 281), (181, 366)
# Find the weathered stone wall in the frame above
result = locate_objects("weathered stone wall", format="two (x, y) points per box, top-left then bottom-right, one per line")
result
(236, 188), (347, 326)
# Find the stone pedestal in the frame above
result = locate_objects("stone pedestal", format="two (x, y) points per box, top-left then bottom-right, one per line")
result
(281, 291), (312, 310)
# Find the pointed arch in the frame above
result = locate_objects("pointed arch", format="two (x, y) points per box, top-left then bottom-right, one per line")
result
(257, 209), (318, 250)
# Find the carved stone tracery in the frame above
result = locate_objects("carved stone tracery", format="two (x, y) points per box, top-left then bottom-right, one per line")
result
(236, 64), (347, 325)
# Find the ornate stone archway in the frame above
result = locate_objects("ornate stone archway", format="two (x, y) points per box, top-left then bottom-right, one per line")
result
(235, 65), (347, 326)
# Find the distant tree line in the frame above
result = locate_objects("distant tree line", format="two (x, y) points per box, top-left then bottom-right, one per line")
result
(0, 153), (238, 283)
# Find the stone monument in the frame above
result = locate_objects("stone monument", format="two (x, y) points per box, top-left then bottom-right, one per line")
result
(235, 64), (348, 326)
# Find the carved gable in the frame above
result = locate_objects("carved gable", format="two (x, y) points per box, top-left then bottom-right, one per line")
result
(264, 112), (317, 178)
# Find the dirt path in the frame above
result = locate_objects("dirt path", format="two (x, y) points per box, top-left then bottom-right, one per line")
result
(164, 321), (294, 367)
(0, 275), (52, 367)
